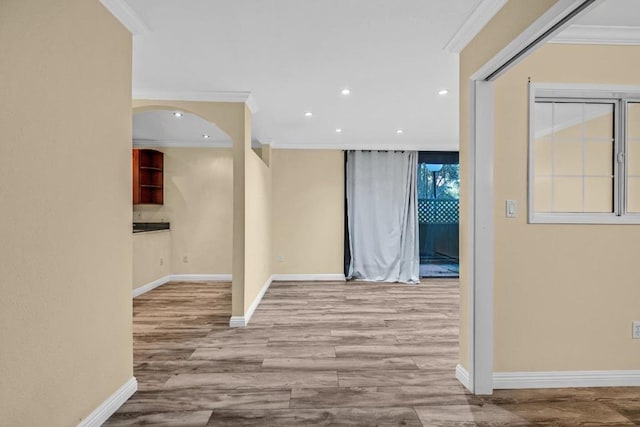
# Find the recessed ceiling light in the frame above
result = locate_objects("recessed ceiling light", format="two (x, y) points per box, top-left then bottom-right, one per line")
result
(202, 134), (210, 139)
(396, 129), (404, 134)
(341, 88), (351, 95)
(438, 89), (448, 96)
(173, 112), (183, 118)
(305, 111), (313, 117)
(336, 128), (342, 133)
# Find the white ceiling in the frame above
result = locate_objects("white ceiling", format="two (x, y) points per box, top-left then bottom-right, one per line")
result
(133, 110), (231, 147)
(124, 0), (640, 150)
(125, 0), (483, 150)
(572, 0), (640, 26)
(552, 0), (640, 44)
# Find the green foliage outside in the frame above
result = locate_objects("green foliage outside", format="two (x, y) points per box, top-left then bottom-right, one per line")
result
(417, 163), (459, 200)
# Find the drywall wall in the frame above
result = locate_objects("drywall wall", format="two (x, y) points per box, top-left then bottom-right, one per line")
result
(458, 0), (559, 372)
(271, 149), (345, 275)
(243, 108), (273, 311)
(0, 1), (133, 425)
(131, 101), (272, 320)
(133, 148), (233, 275)
(133, 231), (172, 289)
(493, 43), (640, 372)
(132, 100), (250, 317)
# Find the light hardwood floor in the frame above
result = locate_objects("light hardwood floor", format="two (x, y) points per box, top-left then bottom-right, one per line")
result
(106, 280), (640, 426)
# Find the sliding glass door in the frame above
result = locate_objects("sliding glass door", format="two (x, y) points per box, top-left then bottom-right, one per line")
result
(417, 152), (459, 278)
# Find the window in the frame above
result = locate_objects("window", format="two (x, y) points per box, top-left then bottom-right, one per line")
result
(529, 84), (640, 224)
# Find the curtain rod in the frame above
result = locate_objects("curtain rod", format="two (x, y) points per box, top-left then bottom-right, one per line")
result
(358, 150), (406, 153)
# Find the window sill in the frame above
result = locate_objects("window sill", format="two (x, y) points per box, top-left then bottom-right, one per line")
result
(529, 213), (640, 224)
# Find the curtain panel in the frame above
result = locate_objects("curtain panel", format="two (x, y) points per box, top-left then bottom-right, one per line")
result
(346, 150), (420, 284)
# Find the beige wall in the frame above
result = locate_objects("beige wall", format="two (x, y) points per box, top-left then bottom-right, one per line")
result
(243, 110), (273, 311)
(131, 101), (273, 319)
(493, 44), (640, 372)
(134, 148), (233, 275)
(132, 100), (250, 317)
(133, 147), (343, 297)
(458, 0), (560, 371)
(271, 149), (345, 274)
(0, 1), (133, 426)
(133, 231), (172, 289)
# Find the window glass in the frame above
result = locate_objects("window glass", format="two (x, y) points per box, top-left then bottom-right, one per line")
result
(533, 101), (614, 215)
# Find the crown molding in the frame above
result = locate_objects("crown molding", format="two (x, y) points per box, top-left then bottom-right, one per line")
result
(99, 0), (150, 35)
(132, 89), (259, 113)
(133, 138), (232, 148)
(550, 25), (640, 45)
(444, 0), (508, 53)
(269, 141), (459, 151)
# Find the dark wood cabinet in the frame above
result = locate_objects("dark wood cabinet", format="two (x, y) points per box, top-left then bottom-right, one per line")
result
(133, 149), (164, 205)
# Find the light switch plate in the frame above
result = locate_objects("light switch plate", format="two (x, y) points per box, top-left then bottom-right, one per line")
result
(633, 321), (640, 339)
(506, 200), (517, 218)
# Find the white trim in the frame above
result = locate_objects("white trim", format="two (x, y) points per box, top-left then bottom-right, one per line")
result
(228, 316), (247, 328)
(551, 25), (640, 45)
(229, 275), (273, 328)
(133, 139), (232, 148)
(472, 0), (604, 81)
(270, 142), (459, 151)
(171, 274), (232, 282)
(132, 90), (259, 114)
(271, 274), (346, 282)
(456, 364), (472, 391)
(528, 83), (640, 224)
(471, 80), (494, 395)
(529, 213), (640, 225)
(444, 0), (508, 53)
(99, 0), (150, 35)
(132, 275), (170, 298)
(132, 274), (232, 298)
(493, 370), (640, 389)
(533, 83), (640, 98)
(465, 82), (477, 394)
(77, 377), (137, 427)
(465, 0), (605, 396)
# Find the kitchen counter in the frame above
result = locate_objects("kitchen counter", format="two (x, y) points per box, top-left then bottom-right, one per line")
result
(133, 222), (170, 233)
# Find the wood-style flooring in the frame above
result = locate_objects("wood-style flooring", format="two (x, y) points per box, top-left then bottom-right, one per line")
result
(106, 280), (640, 426)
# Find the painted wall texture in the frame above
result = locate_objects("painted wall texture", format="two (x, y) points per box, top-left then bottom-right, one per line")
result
(0, 1), (134, 425)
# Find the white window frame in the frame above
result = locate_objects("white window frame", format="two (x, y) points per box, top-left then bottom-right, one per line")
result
(529, 83), (640, 224)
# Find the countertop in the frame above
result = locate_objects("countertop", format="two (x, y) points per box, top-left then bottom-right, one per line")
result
(133, 222), (170, 233)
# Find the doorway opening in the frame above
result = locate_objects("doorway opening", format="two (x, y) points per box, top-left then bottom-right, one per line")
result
(418, 151), (459, 278)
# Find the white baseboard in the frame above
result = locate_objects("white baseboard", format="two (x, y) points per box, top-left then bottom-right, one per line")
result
(228, 316), (247, 328)
(493, 370), (640, 389)
(132, 275), (171, 298)
(132, 274), (232, 298)
(170, 274), (232, 282)
(271, 274), (346, 282)
(229, 275), (273, 328)
(456, 364), (472, 391)
(77, 377), (137, 427)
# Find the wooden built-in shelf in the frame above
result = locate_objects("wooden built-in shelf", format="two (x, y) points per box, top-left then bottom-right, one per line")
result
(133, 149), (164, 205)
